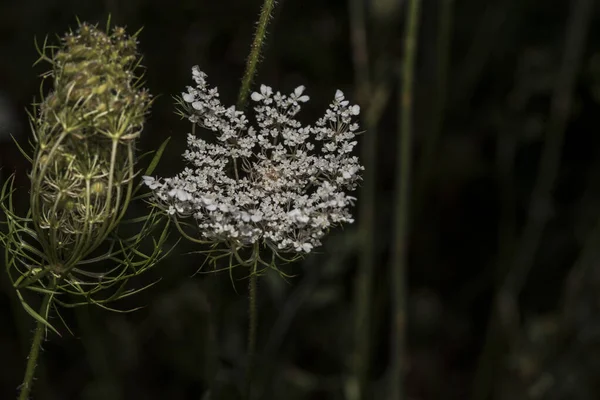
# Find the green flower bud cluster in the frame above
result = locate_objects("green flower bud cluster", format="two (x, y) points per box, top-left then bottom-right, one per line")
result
(0, 21), (169, 327)
(30, 22), (152, 268)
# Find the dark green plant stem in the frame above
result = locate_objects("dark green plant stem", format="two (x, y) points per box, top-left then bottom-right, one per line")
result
(237, 0), (278, 110)
(348, 0), (375, 397)
(237, 2), (278, 396)
(414, 0), (454, 209)
(19, 291), (53, 400)
(349, 0), (370, 102)
(205, 282), (220, 397)
(245, 263), (258, 400)
(390, 0), (421, 399)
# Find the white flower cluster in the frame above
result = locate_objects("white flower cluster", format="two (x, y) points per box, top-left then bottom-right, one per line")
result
(144, 66), (363, 254)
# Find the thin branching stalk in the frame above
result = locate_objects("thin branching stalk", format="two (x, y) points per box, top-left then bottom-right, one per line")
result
(414, 0), (454, 209)
(497, 0), (594, 338)
(349, 0), (370, 101)
(237, 0), (278, 110)
(348, 0), (376, 397)
(390, 0), (422, 399)
(18, 283), (55, 400)
(245, 259), (258, 399)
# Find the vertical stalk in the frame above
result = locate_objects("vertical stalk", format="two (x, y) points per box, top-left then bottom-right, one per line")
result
(206, 0), (282, 396)
(390, 0), (422, 399)
(349, 0), (370, 100)
(236, 0), (280, 395)
(18, 290), (54, 400)
(234, 0), (278, 181)
(414, 0), (454, 209)
(237, 0), (278, 110)
(245, 258), (259, 400)
(348, 0), (376, 397)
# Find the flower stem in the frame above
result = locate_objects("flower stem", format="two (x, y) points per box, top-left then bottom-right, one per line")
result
(18, 292), (53, 400)
(348, 0), (375, 397)
(237, 1), (277, 391)
(237, 0), (278, 110)
(390, 0), (422, 398)
(414, 0), (454, 211)
(245, 264), (258, 400)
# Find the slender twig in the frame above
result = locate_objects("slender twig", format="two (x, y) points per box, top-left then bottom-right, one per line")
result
(18, 289), (54, 400)
(237, 0), (278, 110)
(348, 0), (376, 397)
(390, 0), (421, 398)
(452, 2), (510, 108)
(349, 0), (370, 102)
(245, 259), (258, 400)
(414, 0), (454, 209)
(497, 0), (594, 337)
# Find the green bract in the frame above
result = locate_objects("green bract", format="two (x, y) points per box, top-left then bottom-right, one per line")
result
(0, 21), (169, 331)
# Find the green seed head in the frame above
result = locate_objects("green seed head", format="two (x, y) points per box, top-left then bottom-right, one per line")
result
(30, 21), (152, 265)
(0, 19), (169, 330)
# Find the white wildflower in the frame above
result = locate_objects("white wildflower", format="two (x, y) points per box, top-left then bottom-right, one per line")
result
(142, 176), (162, 190)
(146, 66), (364, 255)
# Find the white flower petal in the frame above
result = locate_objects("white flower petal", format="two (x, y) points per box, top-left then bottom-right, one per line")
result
(260, 84), (272, 96)
(301, 243), (313, 253)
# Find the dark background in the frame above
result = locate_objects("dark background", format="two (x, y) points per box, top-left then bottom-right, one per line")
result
(2, 0), (600, 399)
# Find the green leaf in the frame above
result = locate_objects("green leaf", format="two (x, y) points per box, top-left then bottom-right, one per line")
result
(144, 137), (171, 176)
(16, 290), (61, 336)
(11, 134), (33, 163)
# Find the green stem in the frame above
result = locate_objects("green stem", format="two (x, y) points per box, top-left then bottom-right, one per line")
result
(413, 0), (454, 211)
(245, 265), (258, 400)
(348, 0), (376, 393)
(390, 0), (421, 399)
(237, 0), (278, 110)
(18, 292), (53, 400)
